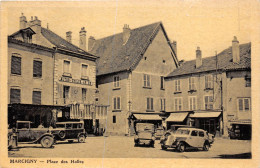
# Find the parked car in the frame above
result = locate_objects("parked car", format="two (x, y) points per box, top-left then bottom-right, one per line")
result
(9, 121), (55, 148)
(160, 128), (212, 152)
(155, 127), (164, 140)
(51, 121), (87, 143)
(134, 123), (156, 147)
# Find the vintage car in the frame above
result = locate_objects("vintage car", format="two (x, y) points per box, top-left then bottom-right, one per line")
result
(134, 123), (156, 147)
(9, 121), (55, 148)
(154, 127), (164, 140)
(50, 121), (87, 143)
(160, 128), (212, 152)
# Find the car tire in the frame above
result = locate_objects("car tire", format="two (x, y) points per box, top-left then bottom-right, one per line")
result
(203, 141), (210, 151)
(41, 136), (54, 148)
(59, 131), (66, 139)
(177, 142), (186, 152)
(134, 143), (138, 147)
(78, 135), (85, 143)
(161, 145), (167, 150)
(150, 141), (155, 148)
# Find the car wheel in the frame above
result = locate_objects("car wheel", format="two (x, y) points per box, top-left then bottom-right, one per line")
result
(177, 142), (186, 152)
(78, 135), (85, 143)
(134, 143), (138, 147)
(59, 131), (66, 139)
(161, 145), (167, 150)
(41, 136), (54, 148)
(150, 141), (155, 148)
(203, 141), (210, 151)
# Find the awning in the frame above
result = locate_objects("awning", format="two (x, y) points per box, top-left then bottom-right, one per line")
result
(166, 112), (189, 122)
(133, 114), (162, 120)
(230, 119), (251, 125)
(190, 112), (221, 118)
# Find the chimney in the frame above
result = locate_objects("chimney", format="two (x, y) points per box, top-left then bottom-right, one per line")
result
(79, 27), (87, 50)
(232, 36), (240, 63)
(66, 31), (72, 43)
(20, 13), (27, 29)
(88, 36), (95, 51)
(29, 16), (41, 34)
(196, 47), (202, 68)
(172, 41), (177, 56)
(123, 24), (131, 44)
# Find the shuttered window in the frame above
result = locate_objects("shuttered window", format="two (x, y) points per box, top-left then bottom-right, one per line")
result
(11, 56), (21, 75)
(33, 60), (42, 78)
(113, 97), (121, 110)
(32, 91), (41, 104)
(10, 88), (21, 104)
(147, 97), (154, 111)
(63, 60), (70, 73)
(238, 98), (251, 111)
(160, 76), (165, 89)
(205, 96), (213, 110)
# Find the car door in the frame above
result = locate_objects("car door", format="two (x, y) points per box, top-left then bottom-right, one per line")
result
(187, 130), (200, 147)
(198, 131), (206, 147)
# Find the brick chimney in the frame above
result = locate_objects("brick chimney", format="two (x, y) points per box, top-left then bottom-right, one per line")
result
(88, 36), (95, 51)
(123, 24), (131, 44)
(79, 27), (86, 50)
(66, 31), (72, 43)
(232, 36), (240, 63)
(172, 41), (177, 56)
(29, 16), (41, 34)
(196, 47), (202, 68)
(20, 13), (27, 29)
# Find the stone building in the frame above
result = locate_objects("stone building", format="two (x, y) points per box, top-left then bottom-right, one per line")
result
(165, 37), (251, 138)
(8, 14), (102, 130)
(89, 22), (179, 135)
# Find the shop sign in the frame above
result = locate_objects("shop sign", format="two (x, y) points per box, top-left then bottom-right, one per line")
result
(59, 76), (92, 86)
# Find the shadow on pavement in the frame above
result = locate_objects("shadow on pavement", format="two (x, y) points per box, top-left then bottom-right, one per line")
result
(215, 153), (252, 159)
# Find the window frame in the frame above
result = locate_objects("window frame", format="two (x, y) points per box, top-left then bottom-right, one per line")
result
(10, 87), (21, 104)
(174, 97), (183, 111)
(174, 79), (181, 92)
(82, 88), (87, 102)
(189, 77), (196, 91)
(33, 59), (42, 78)
(238, 98), (251, 112)
(113, 115), (116, 123)
(160, 76), (165, 90)
(113, 76), (120, 89)
(160, 98), (166, 112)
(146, 97), (154, 111)
(245, 77), (251, 87)
(204, 95), (214, 110)
(143, 74), (151, 88)
(63, 59), (71, 76)
(189, 96), (197, 110)
(11, 54), (22, 75)
(113, 96), (121, 111)
(205, 74), (213, 89)
(32, 89), (41, 105)
(81, 64), (89, 79)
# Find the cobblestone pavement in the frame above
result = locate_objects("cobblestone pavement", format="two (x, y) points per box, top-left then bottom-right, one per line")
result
(8, 136), (251, 158)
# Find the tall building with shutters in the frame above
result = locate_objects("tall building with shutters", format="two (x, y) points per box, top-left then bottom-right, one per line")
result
(8, 14), (101, 130)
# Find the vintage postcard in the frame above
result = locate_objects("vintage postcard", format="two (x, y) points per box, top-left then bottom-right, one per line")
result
(0, 0), (259, 167)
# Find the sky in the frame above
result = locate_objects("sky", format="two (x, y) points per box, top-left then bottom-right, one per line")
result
(5, 0), (256, 61)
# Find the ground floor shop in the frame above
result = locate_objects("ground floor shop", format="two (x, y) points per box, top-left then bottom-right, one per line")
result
(229, 119), (251, 140)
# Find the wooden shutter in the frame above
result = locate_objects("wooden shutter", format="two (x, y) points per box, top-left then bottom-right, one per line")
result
(10, 88), (21, 104)
(33, 91), (41, 104)
(151, 98), (153, 110)
(33, 60), (42, 77)
(117, 97), (120, 109)
(11, 56), (21, 75)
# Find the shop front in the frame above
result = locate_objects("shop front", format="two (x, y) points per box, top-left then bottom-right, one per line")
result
(229, 119), (251, 140)
(189, 111), (222, 136)
(165, 112), (190, 130)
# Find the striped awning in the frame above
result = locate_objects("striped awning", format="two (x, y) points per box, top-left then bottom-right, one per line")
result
(133, 114), (162, 120)
(190, 112), (221, 118)
(166, 112), (189, 122)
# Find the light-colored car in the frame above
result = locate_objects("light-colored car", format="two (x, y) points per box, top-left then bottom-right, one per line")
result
(51, 121), (87, 143)
(134, 123), (156, 147)
(160, 128), (212, 152)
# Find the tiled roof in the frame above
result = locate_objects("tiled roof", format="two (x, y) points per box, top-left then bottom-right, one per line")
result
(41, 28), (96, 57)
(166, 42), (251, 78)
(90, 22), (177, 76)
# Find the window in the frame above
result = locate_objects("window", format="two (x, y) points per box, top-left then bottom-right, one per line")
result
(81, 64), (88, 78)
(82, 88), (87, 102)
(113, 97), (121, 110)
(189, 77), (196, 90)
(113, 116), (116, 123)
(205, 75), (213, 89)
(160, 76), (165, 89)
(191, 130), (198, 136)
(63, 60), (71, 76)
(143, 74), (151, 88)
(245, 77), (251, 87)
(204, 96), (213, 110)
(174, 97), (182, 111)
(189, 96), (197, 110)
(160, 98), (166, 111)
(10, 88), (21, 104)
(33, 60), (42, 78)
(11, 55), (21, 75)
(63, 86), (70, 101)
(32, 90), (41, 104)
(147, 97), (154, 111)
(199, 131), (204, 137)
(113, 76), (120, 88)
(238, 98), (251, 111)
(174, 80), (181, 92)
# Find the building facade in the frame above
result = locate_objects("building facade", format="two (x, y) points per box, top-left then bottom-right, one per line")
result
(90, 22), (179, 135)
(165, 37), (251, 138)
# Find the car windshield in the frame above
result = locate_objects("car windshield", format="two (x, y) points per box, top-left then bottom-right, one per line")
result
(175, 129), (190, 135)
